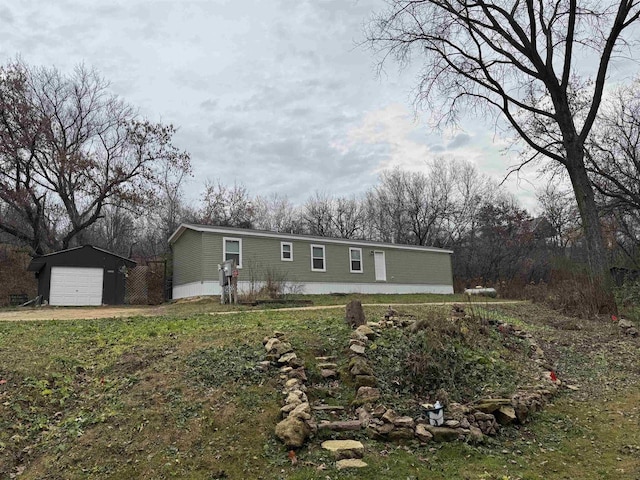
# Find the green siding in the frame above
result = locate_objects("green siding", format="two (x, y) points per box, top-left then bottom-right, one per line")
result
(383, 248), (453, 285)
(174, 231), (452, 287)
(172, 229), (203, 284)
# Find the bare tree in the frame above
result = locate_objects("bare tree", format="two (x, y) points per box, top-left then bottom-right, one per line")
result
(199, 180), (255, 228)
(366, 0), (640, 282)
(252, 193), (302, 233)
(301, 191), (335, 237)
(0, 60), (191, 254)
(332, 196), (365, 239)
(536, 182), (581, 250)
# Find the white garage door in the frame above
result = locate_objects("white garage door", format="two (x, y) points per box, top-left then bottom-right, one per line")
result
(50, 267), (104, 306)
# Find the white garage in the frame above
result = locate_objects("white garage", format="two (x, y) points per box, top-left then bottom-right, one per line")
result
(49, 266), (104, 306)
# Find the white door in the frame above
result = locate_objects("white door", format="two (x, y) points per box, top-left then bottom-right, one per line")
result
(50, 267), (104, 306)
(374, 251), (387, 281)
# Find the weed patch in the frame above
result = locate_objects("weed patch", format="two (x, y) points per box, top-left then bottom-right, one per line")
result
(186, 343), (265, 388)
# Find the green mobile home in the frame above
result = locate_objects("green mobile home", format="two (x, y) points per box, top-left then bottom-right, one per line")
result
(168, 224), (454, 299)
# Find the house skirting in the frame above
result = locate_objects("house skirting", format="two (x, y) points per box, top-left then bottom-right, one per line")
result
(173, 281), (453, 299)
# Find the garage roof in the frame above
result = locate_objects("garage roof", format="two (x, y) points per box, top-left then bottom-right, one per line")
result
(28, 245), (137, 272)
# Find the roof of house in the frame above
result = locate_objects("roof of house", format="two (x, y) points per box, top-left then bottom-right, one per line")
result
(27, 245), (137, 271)
(168, 223), (454, 254)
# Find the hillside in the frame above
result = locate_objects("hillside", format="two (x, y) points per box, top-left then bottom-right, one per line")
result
(0, 299), (638, 479)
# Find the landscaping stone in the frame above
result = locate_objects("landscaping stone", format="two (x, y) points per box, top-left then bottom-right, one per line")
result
(424, 425), (461, 442)
(272, 340), (294, 357)
(318, 420), (362, 431)
(374, 422), (395, 435)
(381, 409), (398, 424)
(355, 324), (376, 339)
(275, 416), (311, 448)
(278, 352), (297, 365)
(336, 459), (368, 469)
(415, 424), (433, 443)
(393, 416), (415, 429)
(264, 337), (280, 352)
(357, 407), (373, 427)
(388, 427), (415, 441)
(280, 366), (293, 374)
(321, 369), (338, 379)
(444, 419), (460, 428)
(494, 406), (517, 425)
(256, 360), (271, 371)
(312, 405), (344, 412)
(315, 356), (336, 361)
(345, 300), (366, 328)
(288, 402), (311, 420)
(353, 387), (380, 404)
(371, 405), (387, 418)
(288, 367), (307, 382)
(468, 425), (484, 444)
(321, 439), (365, 459)
(317, 362), (338, 369)
(349, 357), (373, 376)
(350, 344), (366, 355)
(354, 375), (377, 388)
(474, 398), (512, 413)
(284, 392), (303, 406)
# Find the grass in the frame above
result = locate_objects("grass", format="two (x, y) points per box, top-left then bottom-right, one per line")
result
(0, 298), (638, 479)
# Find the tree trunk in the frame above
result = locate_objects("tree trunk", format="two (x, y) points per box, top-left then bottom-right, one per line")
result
(565, 146), (616, 314)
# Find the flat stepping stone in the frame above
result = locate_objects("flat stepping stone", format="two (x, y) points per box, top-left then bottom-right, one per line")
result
(317, 362), (338, 369)
(321, 439), (365, 459)
(318, 420), (361, 431)
(312, 405), (345, 411)
(336, 459), (368, 469)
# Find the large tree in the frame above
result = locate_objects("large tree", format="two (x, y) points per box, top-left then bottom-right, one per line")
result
(0, 61), (191, 254)
(366, 0), (640, 281)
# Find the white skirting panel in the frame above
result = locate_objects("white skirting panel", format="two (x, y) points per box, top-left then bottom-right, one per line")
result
(173, 281), (453, 300)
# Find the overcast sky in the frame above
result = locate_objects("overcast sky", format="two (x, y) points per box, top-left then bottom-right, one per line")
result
(1, 0), (560, 211)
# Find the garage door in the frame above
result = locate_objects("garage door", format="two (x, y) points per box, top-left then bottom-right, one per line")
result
(50, 267), (104, 306)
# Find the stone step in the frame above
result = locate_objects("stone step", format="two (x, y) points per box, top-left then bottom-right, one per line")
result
(318, 420), (362, 431)
(321, 439), (365, 459)
(336, 459), (368, 469)
(312, 405), (345, 411)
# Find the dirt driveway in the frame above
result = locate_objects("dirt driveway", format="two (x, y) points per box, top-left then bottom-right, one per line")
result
(0, 300), (524, 322)
(0, 305), (163, 321)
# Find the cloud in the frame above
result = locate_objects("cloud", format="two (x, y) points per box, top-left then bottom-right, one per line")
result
(446, 132), (471, 149)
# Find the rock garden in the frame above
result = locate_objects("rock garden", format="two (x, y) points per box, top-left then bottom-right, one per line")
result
(262, 300), (567, 471)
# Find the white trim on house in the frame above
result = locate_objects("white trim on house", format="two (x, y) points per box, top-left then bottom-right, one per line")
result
(169, 223), (454, 254)
(310, 244), (326, 272)
(173, 280), (454, 299)
(281, 241), (293, 261)
(349, 247), (363, 273)
(223, 237), (243, 268)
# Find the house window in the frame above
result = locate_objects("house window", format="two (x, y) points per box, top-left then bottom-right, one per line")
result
(281, 242), (293, 261)
(310, 244), (326, 272)
(349, 247), (363, 273)
(223, 237), (242, 268)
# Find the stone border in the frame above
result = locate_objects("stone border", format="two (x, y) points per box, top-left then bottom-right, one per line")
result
(265, 303), (563, 452)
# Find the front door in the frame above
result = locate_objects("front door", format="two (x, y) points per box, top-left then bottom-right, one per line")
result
(374, 251), (386, 281)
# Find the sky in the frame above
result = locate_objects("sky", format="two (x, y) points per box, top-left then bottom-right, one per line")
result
(0, 0), (574, 212)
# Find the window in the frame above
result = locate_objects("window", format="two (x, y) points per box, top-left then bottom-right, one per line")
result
(310, 244), (326, 272)
(281, 242), (293, 261)
(223, 237), (242, 268)
(349, 247), (363, 273)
